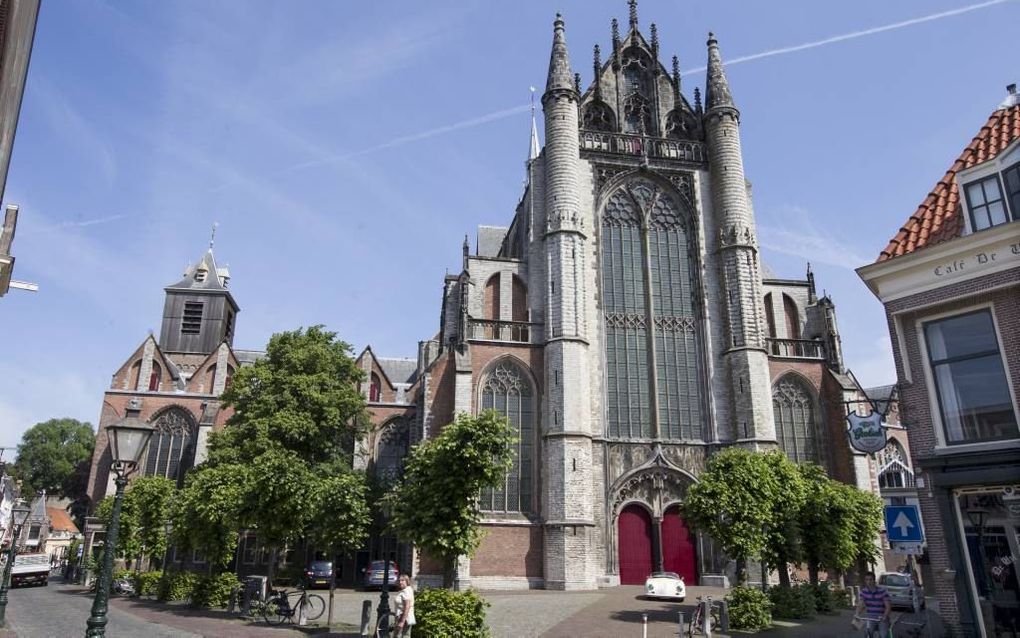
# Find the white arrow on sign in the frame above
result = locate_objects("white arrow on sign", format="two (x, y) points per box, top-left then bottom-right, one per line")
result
(893, 512), (914, 537)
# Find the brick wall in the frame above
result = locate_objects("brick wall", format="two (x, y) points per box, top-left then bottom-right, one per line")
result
(471, 524), (543, 577)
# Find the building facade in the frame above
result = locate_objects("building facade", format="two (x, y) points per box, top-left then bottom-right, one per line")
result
(359, 3), (880, 591)
(858, 87), (1020, 637)
(82, 246), (263, 563)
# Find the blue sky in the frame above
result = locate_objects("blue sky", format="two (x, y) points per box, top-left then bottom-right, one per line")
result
(1, 0), (1017, 447)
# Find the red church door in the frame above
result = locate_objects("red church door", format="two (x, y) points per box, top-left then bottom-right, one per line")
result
(662, 505), (697, 583)
(618, 504), (653, 584)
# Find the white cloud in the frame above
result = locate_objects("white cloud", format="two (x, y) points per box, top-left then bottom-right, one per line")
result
(758, 206), (870, 269)
(30, 79), (117, 184)
(845, 333), (897, 389)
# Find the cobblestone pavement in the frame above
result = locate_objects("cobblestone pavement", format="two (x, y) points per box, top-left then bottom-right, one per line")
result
(5, 582), (199, 638)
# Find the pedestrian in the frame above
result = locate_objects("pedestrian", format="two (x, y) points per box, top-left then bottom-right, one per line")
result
(854, 571), (891, 636)
(393, 573), (415, 638)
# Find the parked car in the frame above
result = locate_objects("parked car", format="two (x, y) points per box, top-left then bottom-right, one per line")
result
(878, 572), (924, 610)
(644, 571), (686, 601)
(305, 560), (336, 589)
(362, 560), (400, 590)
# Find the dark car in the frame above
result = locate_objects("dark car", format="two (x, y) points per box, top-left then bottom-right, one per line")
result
(362, 560), (400, 590)
(305, 560), (336, 589)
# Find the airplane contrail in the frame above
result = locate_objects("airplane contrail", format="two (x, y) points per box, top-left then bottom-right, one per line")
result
(289, 103), (532, 171)
(27, 213), (130, 234)
(683, 0), (1010, 74)
(290, 0), (1006, 169)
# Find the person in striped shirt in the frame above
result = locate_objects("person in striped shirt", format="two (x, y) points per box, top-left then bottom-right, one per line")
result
(856, 571), (892, 636)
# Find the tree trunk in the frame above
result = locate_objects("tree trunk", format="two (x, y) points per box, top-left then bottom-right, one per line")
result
(736, 557), (748, 586)
(777, 550), (791, 589)
(443, 557), (455, 589)
(808, 561), (819, 586)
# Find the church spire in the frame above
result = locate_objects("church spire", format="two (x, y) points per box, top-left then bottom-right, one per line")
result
(705, 32), (735, 113)
(628, 0), (638, 30)
(544, 13), (575, 97)
(528, 88), (540, 162)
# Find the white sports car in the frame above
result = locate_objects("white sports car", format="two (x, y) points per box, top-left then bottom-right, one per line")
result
(644, 572), (686, 601)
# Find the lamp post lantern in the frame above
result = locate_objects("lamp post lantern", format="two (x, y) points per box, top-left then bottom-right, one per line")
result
(84, 420), (152, 638)
(0, 500), (32, 627)
(966, 507), (991, 596)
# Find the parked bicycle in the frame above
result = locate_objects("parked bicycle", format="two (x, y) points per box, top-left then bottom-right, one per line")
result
(259, 586), (326, 625)
(687, 595), (721, 637)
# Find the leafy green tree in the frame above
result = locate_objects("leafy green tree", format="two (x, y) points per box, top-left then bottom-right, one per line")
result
(385, 410), (516, 588)
(757, 452), (807, 588)
(12, 418), (94, 498)
(95, 476), (177, 569)
(845, 483), (884, 575)
(798, 464), (857, 584)
(171, 463), (246, 571)
(683, 448), (802, 585)
(177, 326), (371, 582)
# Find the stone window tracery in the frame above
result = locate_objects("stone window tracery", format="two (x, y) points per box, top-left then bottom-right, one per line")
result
(601, 180), (702, 441)
(143, 408), (196, 482)
(376, 419), (409, 486)
(876, 439), (913, 489)
(772, 376), (819, 464)
(479, 361), (534, 513)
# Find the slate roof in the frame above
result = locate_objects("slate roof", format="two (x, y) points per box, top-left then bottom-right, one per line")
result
(378, 357), (418, 385)
(477, 226), (508, 258)
(167, 249), (231, 291)
(234, 349), (265, 366)
(878, 103), (1020, 262)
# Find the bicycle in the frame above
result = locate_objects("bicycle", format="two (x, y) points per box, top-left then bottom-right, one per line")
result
(261, 587), (326, 625)
(687, 596), (721, 637)
(372, 610), (399, 637)
(852, 614), (890, 638)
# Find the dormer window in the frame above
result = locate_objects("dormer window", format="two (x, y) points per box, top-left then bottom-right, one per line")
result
(963, 175), (1008, 231)
(1004, 162), (1020, 218)
(194, 268), (208, 283)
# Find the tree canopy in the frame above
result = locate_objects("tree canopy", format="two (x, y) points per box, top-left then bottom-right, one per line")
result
(96, 476), (176, 565)
(173, 326), (371, 578)
(12, 418), (94, 498)
(386, 410), (516, 588)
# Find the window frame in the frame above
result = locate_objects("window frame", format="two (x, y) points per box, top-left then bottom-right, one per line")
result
(1003, 161), (1020, 222)
(962, 174), (1009, 232)
(917, 304), (1020, 450)
(957, 138), (1020, 235)
(181, 301), (204, 335)
(477, 359), (536, 516)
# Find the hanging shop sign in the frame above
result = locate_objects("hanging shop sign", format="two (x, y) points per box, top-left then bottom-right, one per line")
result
(846, 410), (888, 453)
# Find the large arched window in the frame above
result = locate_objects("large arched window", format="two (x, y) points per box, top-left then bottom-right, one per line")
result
(143, 408), (197, 482)
(783, 294), (801, 340)
(369, 373), (381, 403)
(876, 439), (914, 489)
(376, 419), (409, 486)
(772, 376), (819, 463)
(601, 179), (703, 440)
(479, 361), (534, 513)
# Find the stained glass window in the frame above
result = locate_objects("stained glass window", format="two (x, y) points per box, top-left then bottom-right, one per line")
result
(480, 361), (534, 513)
(376, 419), (409, 486)
(601, 179), (703, 440)
(772, 377), (819, 463)
(143, 408), (196, 482)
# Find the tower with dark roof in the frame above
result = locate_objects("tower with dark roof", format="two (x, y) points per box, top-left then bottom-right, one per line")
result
(158, 247), (239, 355)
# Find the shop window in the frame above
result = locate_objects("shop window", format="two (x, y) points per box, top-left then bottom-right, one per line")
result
(923, 310), (1019, 445)
(957, 490), (1020, 635)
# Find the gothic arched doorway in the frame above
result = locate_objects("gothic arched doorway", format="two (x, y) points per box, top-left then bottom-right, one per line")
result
(662, 504), (697, 583)
(618, 504), (653, 584)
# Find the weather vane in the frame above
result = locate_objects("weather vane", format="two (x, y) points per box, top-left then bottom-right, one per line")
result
(209, 222), (219, 249)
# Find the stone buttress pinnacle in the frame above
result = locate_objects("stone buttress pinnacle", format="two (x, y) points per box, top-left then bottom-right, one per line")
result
(705, 32), (735, 112)
(544, 13), (575, 98)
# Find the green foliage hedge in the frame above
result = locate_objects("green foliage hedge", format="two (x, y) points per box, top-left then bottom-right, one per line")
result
(192, 573), (240, 608)
(830, 585), (853, 610)
(132, 570), (162, 597)
(157, 570), (199, 602)
(414, 588), (490, 638)
(725, 585), (772, 631)
(769, 583), (817, 620)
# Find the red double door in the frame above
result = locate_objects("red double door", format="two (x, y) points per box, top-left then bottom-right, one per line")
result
(618, 504), (697, 585)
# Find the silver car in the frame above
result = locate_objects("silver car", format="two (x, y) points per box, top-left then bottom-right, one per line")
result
(878, 572), (923, 610)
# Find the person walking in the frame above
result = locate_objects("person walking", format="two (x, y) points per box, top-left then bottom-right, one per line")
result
(855, 571), (892, 637)
(394, 574), (415, 638)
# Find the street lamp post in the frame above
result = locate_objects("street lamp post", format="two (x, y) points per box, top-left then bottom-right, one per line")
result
(0, 501), (32, 627)
(376, 503), (393, 638)
(84, 420), (152, 638)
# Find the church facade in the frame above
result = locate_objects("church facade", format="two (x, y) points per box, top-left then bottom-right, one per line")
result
(358, 4), (879, 591)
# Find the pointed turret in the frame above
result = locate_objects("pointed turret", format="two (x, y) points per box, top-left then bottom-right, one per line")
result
(628, 0), (638, 31)
(160, 243), (239, 354)
(705, 32), (736, 113)
(544, 13), (575, 97)
(528, 103), (541, 163)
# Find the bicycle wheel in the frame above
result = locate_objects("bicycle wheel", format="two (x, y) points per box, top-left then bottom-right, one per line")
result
(303, 594), (326, 621)
(373, 611), (398, 637)
(263, 596), (289, 626)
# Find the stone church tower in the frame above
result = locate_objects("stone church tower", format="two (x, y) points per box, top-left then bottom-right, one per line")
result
(358, 1), (875, 590)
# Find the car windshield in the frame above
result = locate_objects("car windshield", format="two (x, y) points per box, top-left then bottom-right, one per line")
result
(879, 573), (911, 587)
(310, 561), (332, 570)
(650, 572), (680, 580)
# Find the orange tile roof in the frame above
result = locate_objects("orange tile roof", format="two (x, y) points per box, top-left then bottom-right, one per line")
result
(46, 507), (79, 534)
(878, 104), (1020, 262)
